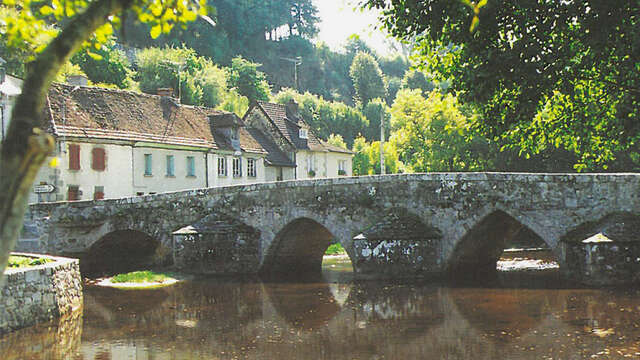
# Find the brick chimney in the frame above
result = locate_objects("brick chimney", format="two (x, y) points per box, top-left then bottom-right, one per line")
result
(157, 88), (174, 97)
(67, 74), (88, 86)
(285, 99), (299, 120)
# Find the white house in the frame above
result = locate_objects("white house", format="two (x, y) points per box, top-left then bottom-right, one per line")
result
(30, 83), (270, 203)
(243, 100), (353, 181)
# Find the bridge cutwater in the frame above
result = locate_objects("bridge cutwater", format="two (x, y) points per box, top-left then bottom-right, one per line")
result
(18, 173), (640, 284)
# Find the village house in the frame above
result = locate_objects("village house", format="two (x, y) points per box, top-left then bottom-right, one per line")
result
(29, 81), (270, 203)
(243, 100), (353, 180)
(2, 72), (353, 204)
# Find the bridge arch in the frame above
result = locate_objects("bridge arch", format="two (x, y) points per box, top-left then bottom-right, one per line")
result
(446, 209), (554, 279)
(260, 217), (354, 277)
(82, 229), (162, 275)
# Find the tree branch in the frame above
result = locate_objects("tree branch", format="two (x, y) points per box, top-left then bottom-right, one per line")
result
(0, 0), (134, 281)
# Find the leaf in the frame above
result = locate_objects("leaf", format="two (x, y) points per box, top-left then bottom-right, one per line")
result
(39, 5), (54, 16)
(150, 24), (161, 39)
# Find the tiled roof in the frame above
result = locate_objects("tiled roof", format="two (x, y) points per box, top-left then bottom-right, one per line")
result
(321, 141), (354, 155)
(245, 128), (296, 167)
(255, 101), (326, 152)
(44, 83), (265, 154)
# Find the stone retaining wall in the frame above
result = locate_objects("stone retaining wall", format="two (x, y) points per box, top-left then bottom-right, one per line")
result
(0, 253), (83, 334)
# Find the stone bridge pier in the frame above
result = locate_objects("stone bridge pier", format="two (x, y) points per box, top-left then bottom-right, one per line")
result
(19, 173), (640, 284)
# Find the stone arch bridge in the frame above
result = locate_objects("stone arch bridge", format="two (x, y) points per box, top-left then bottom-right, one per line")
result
(19, 173), (640, 281)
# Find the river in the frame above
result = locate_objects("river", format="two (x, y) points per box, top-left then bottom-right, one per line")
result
(2, 254), (640, 359)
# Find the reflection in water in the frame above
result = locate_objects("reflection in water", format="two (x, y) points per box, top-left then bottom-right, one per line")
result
(0, 307), (83, 360)
(3, 262), (640, 359)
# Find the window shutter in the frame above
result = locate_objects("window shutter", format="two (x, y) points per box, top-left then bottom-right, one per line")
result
(69, 144), (80, 170)
(92, 148), (105, 171)
(67, 186), (79, 201)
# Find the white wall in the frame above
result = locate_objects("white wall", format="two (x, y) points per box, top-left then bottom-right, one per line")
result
(325, 152), (353, 177)
(264, 166), (296, 182)
(133, 146), (207, 194)
(208, 153), (266, 187)
(31, 141), (134, 203)
(296, 150), (353, 179)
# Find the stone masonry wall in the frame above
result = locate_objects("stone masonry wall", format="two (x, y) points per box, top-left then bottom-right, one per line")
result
(21, 173), (640, 282)
(0, 253), (83, 334)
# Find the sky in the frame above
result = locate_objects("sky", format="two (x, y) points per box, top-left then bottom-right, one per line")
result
(313, 0), (396, 56)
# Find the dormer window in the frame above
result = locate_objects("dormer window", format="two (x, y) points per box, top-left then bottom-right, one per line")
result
(299, 128), (308, 139)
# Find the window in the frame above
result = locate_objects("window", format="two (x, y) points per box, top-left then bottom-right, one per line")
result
(233, 157), (242, 177)
(186, 156), (196, 177)
(144, 154), (153, 176)
(218, 157), (227, 176)
(67, 186), (80, 201)
(94, 186), (104, 200)
(247, 158), (256, 177)
(91, 147), (106, 171)
(338, 160), (347, 176)
(166, 155), (175, 177)
(68, 144), (80, 170)
(306, 154), (315, 171)
(299, 128), (308, 139)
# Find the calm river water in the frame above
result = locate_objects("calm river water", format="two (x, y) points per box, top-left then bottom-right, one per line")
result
(3, 255), (640, 359)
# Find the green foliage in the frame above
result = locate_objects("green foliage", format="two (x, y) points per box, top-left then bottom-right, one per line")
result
(362, 98), (391, 141)
(327, 134), (348, 149)
(2, 0), (207, 69)
(228, 57), (271, 104)
(72, 40), (133, 89)
(7, 255), (51, 268)
(54, 62), (87, 83)
(324, 243), (346, 255)
(349, 52), (387, 107)
(401, 70), (436, 95)
(389, 89), (492, 172)
(218, 88), (249, 116)
(351, 136), (403, 176)
(111, 270), (175, 283)
(365, 0), (640, 171)
(136, 46), (229, 107)
(273, 88), (369, 147)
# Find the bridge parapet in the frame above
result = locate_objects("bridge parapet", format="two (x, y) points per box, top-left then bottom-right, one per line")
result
(19, 173), (640, 283)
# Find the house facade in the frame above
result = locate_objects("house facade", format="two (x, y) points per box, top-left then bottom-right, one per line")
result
(243, 100), (353, 181)
(29, 83), (268, 203)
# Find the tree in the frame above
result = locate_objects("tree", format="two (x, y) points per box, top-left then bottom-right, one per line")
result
(0, 0), (205, 277)
(364, 0), (640, 171)
(389, 89), (491, 172)
(401, 69), (436, 95)
(326, 134), (347, 149)
(227, 56), (270, 104)
(72, 39), (133, 89)
(349, 51), (386, 107)
(136, 46), (228, 107)
(362, 98), (391, 141)
(351, 136), (402, 176)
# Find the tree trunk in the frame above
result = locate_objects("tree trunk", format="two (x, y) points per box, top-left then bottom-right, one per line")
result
(0, 0), (133, 282)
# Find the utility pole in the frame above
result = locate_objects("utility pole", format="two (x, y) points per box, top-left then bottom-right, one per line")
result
(380, 109), (385, 175)
(280, 57), (302, 90)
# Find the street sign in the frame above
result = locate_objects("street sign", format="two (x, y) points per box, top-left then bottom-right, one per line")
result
(34, 184), (55, 193)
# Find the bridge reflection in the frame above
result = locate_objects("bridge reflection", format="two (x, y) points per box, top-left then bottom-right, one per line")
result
(6, 272), (633, 359)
